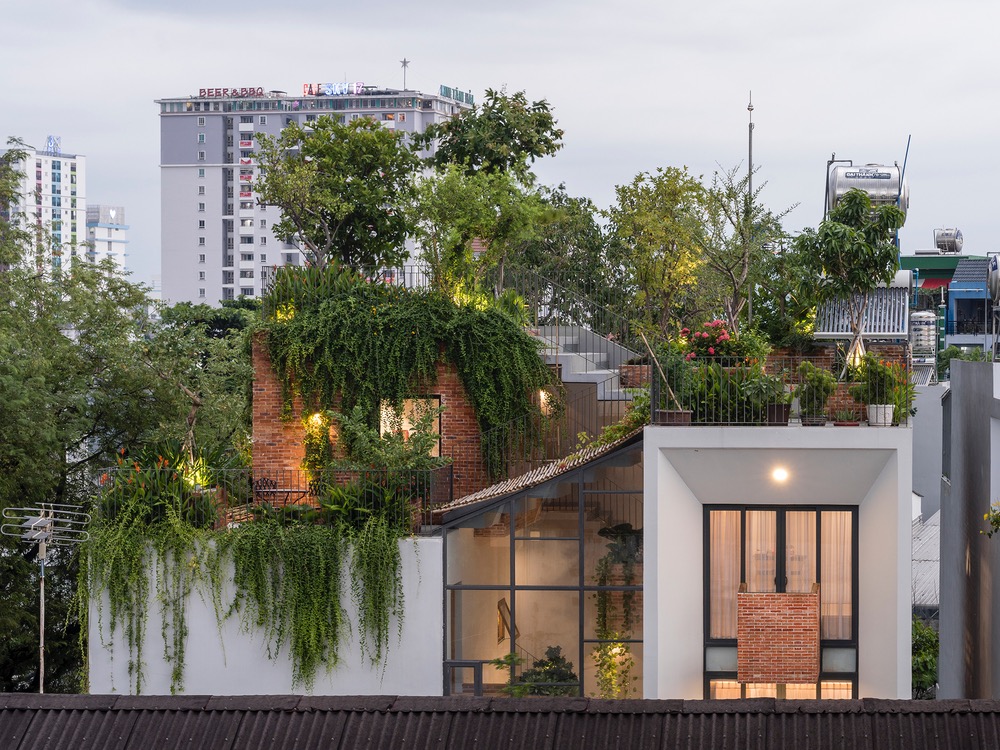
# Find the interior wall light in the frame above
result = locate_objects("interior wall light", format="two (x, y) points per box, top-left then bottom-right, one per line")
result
(771, 467), (789, 483)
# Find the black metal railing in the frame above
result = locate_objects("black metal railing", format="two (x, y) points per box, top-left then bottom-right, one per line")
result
(93, 465), (453, 533)
(650, 355), (911, 427)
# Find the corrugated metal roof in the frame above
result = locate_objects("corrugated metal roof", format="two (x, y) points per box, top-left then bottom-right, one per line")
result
(814, 288), (910, 340)
(5, 695), (1000, 750)
(912, 510), (940, 610)
(950, 258), (989, 285)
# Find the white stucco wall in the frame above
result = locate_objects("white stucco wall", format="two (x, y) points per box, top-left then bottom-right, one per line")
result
(89, 537), (443, 695)
(643, 425), (912, 699)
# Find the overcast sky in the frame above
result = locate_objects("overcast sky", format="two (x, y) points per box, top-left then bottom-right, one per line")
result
(3, 0), (997, 286)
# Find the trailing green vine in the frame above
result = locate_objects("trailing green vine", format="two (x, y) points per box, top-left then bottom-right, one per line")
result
(229, 520), (347, 689)
(263, 267), (556, 477)
(350, 514), (404, 667)
(80, 443), (417, 693)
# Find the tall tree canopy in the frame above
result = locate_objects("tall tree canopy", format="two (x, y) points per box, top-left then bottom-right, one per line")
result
(415, 88), (564, 183)
(696, 166), (795, 335)
(794, 188), (905, 362)
(255, 117), (420, 272)
(0, 138), (254, 690)
(607, 167), (705, 337)
(410, 166), (541, 295)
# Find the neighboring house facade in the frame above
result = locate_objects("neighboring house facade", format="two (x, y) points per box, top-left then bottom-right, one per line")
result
(939, 360), (1000, 698)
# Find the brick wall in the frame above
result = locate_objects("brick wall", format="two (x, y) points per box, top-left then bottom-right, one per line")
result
(736, 588), (820, 684)
(252, 333), (487, 498)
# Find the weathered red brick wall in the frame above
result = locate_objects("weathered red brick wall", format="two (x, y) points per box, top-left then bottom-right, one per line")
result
(252, 335), (307, 477)
(737, 590), (820, 684)
(252, 333), (487, 498)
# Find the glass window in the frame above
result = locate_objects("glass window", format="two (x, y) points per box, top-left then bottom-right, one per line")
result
(198, 133), (206, 143)
(708, 510), (740, 638)
(821, 511), (853, 639)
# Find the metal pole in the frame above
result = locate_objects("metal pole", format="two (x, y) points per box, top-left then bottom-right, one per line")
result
(747, 93), (754, 327)
(39, 543), (45, 694)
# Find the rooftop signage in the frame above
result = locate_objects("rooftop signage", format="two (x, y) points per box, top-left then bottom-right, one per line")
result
(199, 87), (265, 98)
(303, 82), (365, 97)
(439, 85), (474, 105)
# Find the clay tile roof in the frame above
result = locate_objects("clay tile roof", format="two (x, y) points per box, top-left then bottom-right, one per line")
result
(437, 427), (644, 518)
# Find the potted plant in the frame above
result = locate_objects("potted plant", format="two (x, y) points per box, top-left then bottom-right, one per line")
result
(651, 343), (694, 425)
(795, 361), (835, 426)
(848, 354), (896, 426)
(741, 366), (792, 426)
(833, 408), (861, 426)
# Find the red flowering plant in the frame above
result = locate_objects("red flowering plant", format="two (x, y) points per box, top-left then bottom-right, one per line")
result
(98, 440), (219, 529)
(680, 320), (736, 361)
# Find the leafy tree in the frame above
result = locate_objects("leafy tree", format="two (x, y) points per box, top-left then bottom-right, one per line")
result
(409, 165), (541, 295)
(415, 88), (564, 183)
(696, 166), (795, 335)
(255, 117), (420, 273)
(748, 236), (821, 350)
(0, 138), (255, 690)
(513, 186), (615, 316)
(794, 188), (905, 366)
(606, 167), (705, 338)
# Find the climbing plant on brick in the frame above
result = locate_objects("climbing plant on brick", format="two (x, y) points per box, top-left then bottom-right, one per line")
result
(262, 267), (557, 477)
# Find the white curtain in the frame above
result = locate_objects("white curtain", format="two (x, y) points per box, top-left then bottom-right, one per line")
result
(709, 511), (740, 638)
(785, 512), (816, 594)
(821, 511), (852, 639)
(746, 511), (777, 593)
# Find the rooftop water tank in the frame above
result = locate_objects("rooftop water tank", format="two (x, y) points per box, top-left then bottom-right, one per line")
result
(910, 311), (937, 354)
(934, 228), (963, 254)
(988, 255), (1000, 305)
(827, 163), (909, 217)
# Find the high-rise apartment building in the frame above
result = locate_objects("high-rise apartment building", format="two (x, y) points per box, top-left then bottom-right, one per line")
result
(7, 136), (87, 272)
(86, 205), (129, 267)
(157, 82), (475, 304)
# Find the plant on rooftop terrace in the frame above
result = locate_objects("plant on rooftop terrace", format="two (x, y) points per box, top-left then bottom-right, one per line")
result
(795, 188), (905, 372)
(264, 267), (558, 480)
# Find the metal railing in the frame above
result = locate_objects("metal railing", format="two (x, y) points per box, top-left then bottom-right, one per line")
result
(93, 465), (453, 533)
(650, 355), (911, 427)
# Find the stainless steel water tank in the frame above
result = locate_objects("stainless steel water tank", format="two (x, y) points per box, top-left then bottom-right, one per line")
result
(827, 163), (909, 217)
(909, 310), (937, 352)
(989, 255), (1000, 305)
(934, 228), (963, 254)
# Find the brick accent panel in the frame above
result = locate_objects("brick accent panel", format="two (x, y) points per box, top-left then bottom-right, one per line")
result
(737, 589), (820, 684)
(251, 333), (488, 498)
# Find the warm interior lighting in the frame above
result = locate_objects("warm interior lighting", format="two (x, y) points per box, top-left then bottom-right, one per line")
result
(771, 467), (789, 483)
(539, 389), (552, 416)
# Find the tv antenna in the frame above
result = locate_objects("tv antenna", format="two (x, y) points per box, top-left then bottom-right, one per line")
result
(2, 503), (90, 693)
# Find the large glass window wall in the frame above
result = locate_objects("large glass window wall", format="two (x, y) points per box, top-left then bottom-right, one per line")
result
(443, 443), (643, 698)
(704, 505), (858, 698)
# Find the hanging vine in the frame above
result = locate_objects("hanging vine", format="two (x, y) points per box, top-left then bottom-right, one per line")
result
(350, 514), (405, 667)
(263, 268), (557, 476)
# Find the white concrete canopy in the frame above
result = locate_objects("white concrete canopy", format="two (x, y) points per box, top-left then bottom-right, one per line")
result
(643, 425), (912, 700)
